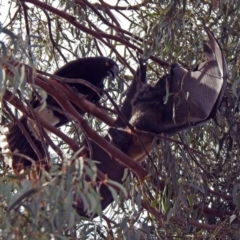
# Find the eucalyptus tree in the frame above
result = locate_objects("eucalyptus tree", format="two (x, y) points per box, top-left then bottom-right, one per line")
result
(0, 0), (239, 239)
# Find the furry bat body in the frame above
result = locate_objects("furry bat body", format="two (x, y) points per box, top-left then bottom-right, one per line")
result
(111, 27), (228, 162)
(131, 28), (228, 135)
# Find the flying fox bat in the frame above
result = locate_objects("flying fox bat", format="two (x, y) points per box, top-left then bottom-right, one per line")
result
(76, 28), (228, 217)
(110, 27), (228, 163)
(77, 28), (228, 217)
(130, 27), (228, 136)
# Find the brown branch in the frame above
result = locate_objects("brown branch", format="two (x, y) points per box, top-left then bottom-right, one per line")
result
(150, 176), (233, 209)
(5, 61), (234, 200)
(178, 133), (213, 178)
(93, 38), (104, 56)
(96, 0), (152, 11)
(4, 60), (146, 182)
(4, 61), (147, 180)
(36, 72), (116, 127)
(7, 60), (112, 127)
(30, 78), (148, 180)
(12, 152), (37, 166)
(85, 19), (136, 74)
(3, 90), (109, 182)
(25, 100), (50, 163)
(79, 0), (144, 46)
(141, 200), (219, 231)
(48, 104), (94, 160)
(102, 215), (114, 238)
(115, 9), (142, 28)
(172, 216), (218, 230)
(42, 129), (64, 161)
(43, 10), (68, 64)
(193, 204), (233, 219)
(134, 129), (211, 158)
(208, 189), (233, 201)
(3, 6), (21, 28)
(3, 90), (80, 152)
(21, 2), (33, 60)
(21, 0), (169, 67)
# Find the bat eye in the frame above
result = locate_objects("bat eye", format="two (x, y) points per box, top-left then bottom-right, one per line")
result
(105, 61), (110, 67)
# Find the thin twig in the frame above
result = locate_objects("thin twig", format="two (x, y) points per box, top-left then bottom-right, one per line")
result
(21, 0), (170, 67)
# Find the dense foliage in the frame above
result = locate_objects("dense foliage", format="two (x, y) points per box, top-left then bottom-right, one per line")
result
(0, 0), (240, 239)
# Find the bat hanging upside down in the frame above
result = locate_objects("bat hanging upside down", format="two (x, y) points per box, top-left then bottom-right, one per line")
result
(109, 27), (228, 162)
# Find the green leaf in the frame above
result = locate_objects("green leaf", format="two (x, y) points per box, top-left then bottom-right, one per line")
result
(106, 179), (128, 198)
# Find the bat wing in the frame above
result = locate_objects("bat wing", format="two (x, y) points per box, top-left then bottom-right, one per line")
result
(203, 27), (228, 117)
(168, 27), (228, 127)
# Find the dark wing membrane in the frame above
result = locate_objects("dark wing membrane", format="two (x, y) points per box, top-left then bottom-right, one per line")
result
(203, 27), (228, 117)
(166, 27), (228, 130)
(170, 59), (222, 124)
(204, 26), (228, 80)
(129, 27), (228, 135)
